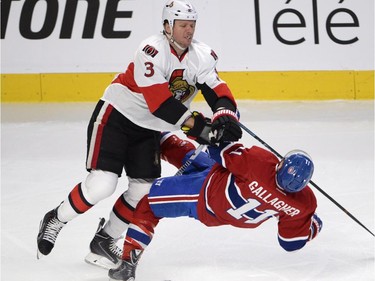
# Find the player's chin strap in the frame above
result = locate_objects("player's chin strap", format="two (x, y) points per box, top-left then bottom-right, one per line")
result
(165, 32), (186, 51)
(238, 122), (375, 237)
(174, 144), (207, 176)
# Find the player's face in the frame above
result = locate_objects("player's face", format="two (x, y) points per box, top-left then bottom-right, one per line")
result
(172, 20), (196, 48)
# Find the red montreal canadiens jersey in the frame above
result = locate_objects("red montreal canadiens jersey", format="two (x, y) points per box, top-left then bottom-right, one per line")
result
(101, 34), (234, 131)
(197, 143), (317, 246)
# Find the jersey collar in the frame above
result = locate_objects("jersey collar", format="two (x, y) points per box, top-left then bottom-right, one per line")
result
(170, 45), (188, 62)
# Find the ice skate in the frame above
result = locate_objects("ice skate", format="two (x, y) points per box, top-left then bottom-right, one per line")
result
(85, 218), (123, 269)
(37, 207), (66, 259)
(108, 249), (143, 281)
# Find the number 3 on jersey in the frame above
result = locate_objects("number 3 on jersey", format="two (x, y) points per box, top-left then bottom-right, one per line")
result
(144, 62), (154, 77)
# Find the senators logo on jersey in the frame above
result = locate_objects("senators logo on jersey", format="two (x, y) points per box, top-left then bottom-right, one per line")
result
(169, 69), (195, 103)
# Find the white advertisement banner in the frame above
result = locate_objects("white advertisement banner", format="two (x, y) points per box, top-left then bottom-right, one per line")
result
(1, 0), (373, 73)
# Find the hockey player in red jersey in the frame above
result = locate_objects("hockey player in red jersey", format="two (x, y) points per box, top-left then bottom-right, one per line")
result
(37, 0), (242, 269)
(108, 133), (322, 280)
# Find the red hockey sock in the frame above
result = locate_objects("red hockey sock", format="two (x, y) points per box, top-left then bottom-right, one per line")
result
(68, 183), (94, 214)
(112, 194), (135, 224)
(122, 197), (160, 260)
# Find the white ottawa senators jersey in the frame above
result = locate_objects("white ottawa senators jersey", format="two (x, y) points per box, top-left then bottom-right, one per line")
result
(101, 33), (235, 131)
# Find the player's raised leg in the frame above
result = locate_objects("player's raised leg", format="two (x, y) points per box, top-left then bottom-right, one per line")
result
(37, 170), (119, 259)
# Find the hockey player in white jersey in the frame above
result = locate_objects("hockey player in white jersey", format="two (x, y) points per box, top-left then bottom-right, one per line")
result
(37, 0), (242, 270)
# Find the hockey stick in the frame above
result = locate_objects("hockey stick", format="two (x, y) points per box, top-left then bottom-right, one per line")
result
(174, 144), (207, 176)
(239, 122), (375, 237)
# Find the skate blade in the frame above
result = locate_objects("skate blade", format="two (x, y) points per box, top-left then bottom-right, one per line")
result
(36, 249), (45, 260)
(108, 277), (135, 281)
(85, 252), (120, 270)
(109, 278), (135, 281)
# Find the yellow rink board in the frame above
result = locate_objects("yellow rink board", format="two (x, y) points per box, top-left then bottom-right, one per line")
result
(1, 70), (374, 102)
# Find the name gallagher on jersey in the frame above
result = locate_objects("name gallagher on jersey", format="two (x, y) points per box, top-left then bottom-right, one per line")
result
(248, 181), (301, 217)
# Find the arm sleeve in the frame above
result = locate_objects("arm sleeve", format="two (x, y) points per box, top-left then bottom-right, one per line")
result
(277, 216), (311, 251)
(277, 194), (318, 251)
(197, 83), (237, 112)
(195, 48), (237, 112)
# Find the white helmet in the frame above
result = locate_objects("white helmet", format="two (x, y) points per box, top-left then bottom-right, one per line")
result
(162, 0), (198, 30)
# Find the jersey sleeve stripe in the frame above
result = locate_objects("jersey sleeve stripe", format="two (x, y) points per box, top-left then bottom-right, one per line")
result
(278, 233), (309, 251)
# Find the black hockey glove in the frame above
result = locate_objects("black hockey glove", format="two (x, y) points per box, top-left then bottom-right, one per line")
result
(181, 111), (212, 145)
(211, 109), (242, 143)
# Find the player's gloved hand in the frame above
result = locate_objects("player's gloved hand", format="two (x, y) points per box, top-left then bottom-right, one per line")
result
(309, 213), (323, 240)
(181, 111), (212, 145)
(211, 109), (242, 143)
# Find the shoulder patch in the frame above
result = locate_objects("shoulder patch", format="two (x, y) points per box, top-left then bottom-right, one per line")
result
(142, 45), (159, 58)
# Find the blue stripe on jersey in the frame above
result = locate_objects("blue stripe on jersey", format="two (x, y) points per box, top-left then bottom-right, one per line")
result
(227, 175), (246, 206)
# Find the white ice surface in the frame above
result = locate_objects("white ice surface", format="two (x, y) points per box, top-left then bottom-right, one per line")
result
(1, 100), (374, 281)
